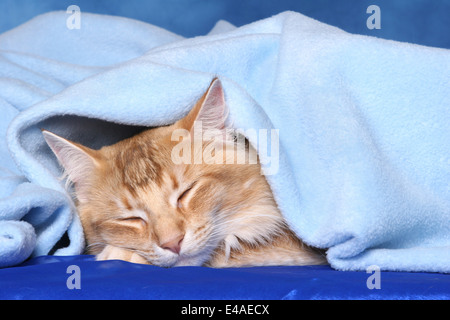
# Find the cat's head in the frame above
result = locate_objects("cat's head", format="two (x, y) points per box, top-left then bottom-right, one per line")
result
(43, 79), (283, 267)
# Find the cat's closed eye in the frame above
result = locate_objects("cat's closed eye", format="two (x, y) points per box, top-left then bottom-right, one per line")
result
(119, 217), (147, 227)
(177, 182), (196, 208)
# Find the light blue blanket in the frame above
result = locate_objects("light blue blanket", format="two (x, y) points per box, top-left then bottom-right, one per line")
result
(0, 11), (449, 271)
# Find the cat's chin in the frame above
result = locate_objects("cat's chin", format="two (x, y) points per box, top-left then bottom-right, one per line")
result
(170, 254), (209, 267)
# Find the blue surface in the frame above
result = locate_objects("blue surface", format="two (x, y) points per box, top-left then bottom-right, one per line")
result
(0, 255), (448, 299)
(0, 0), (449, 49)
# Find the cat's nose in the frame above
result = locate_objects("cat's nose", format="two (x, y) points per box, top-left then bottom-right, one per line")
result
(160, 234), (184, 255)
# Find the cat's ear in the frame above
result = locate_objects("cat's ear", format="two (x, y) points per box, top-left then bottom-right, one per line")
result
(42, 130), (101, 202)
(178, 78), (227, 132)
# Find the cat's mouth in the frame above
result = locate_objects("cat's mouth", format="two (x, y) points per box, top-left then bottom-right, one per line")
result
(150, 230), (217, 267)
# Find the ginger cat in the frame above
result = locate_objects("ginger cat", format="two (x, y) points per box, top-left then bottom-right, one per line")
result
(43, 78), (326, 267)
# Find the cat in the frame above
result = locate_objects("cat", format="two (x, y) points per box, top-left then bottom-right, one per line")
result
(43, 78), (326, 267)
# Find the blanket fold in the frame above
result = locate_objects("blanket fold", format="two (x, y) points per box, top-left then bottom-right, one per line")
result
(0, 11), (448, 271)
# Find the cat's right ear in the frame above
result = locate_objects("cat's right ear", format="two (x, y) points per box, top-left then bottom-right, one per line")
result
(177, 78), (227, 132)
(42, 130), (101, 202)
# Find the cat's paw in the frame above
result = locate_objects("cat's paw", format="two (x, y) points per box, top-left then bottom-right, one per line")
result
(96, 245), (148, 264)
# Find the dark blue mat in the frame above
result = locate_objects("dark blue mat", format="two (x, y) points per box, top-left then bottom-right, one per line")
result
(1, 255), (448, 299)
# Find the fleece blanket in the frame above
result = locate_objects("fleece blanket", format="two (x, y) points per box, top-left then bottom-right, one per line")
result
(0, 11), (449, 271)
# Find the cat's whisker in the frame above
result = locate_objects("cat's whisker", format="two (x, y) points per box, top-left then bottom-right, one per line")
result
(85, 241), (108, 253)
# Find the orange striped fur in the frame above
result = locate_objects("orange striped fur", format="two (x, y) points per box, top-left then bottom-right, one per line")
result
(43, 79), (326, 267)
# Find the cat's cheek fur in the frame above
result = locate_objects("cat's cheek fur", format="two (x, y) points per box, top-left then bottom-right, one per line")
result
(173, 254), (209, 267)
(149, 246), (182, 267)
(177, 230), (217, 266)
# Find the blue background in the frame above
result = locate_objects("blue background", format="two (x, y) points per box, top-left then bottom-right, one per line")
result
(1, 0), (449, 49)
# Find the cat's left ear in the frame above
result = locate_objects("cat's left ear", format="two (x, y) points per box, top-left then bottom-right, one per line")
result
(42, 130), (102, 203)
(178, 77), (227, 132)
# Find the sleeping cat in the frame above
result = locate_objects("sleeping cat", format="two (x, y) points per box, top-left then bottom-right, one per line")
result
(43, 78), (326, 267)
